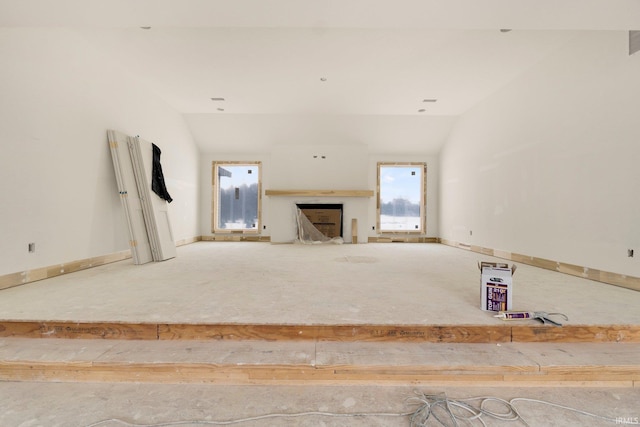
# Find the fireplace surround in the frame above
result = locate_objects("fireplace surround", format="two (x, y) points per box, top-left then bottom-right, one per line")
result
(296, 203), (343, 238)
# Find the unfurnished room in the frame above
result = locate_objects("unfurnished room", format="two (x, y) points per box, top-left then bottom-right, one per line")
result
(1, 1), (640, 426)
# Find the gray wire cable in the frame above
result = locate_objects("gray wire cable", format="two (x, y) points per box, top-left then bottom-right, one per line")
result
(510, 397), (618, 425)
(406, 392), (619, 426)
(85, 409), (413, 427)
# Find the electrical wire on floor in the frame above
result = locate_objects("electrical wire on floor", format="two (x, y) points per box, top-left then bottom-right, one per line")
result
(406, 391), (619, 426)
(84, 409), (413, 427)
(84, 390), (622, 427)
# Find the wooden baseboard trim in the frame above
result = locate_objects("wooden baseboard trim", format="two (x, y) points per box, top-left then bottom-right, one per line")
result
(368, 236), (439, 243)
(201, 235), (271, 242)
(0, 235), (203, 291)
(175, 236), (201, 246)
(440, 239), (640, 292)
(0, 250), (132, 291)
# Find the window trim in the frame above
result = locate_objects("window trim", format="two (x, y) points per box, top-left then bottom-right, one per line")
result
(211, 161), (262, 234)
(376, 162), (427, 234)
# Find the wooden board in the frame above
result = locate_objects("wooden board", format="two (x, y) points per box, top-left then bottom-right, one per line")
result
(317, 325), (512, 343)
(2, 321), (640, 343)
(368, 237), (439, 243)
(2, 339), (639, 386)
(158, 324), (319, 341)
(265, 189), (374, 197)
(511, 325), (640, 343)
(201, 235), (270, 242)
(0, 250), (131, 290)
(440, 239), (640, 292)
(158, 324), (513, 343)
(0, 321), (157, 340)
(351, 218), (358, 244)
(3, 365), (633, 387)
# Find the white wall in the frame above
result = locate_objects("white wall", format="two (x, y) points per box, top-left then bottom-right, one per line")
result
(200, 145), (440, 242)
(268, 144), (369, 242)
(440, 31), (640, 277)
(199, 145), (371, 243)
(0, 28), (200, 276)
(194, 113), (447, 242)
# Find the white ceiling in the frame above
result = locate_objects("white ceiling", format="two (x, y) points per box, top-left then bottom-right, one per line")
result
(2, 0), (639, 153)
(76, 26), (578, 116)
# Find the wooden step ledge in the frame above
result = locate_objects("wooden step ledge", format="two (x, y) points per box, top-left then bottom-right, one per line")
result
(1, 321), (640, 343)
(0, 321), (640, 343)
(0, 339), (638, 387)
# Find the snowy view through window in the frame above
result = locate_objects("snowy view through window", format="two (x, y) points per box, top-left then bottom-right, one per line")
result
(379, 164), (423, 231)
(216, 164), (259, 231)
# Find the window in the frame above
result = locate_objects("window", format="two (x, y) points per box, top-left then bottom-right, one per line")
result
(211, 162), (261, 233)
(377, 162), (426, 233)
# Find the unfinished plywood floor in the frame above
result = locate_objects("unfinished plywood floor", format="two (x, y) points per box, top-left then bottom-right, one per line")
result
(1, 242), (639, 326)
(1, 382), (639, 427)
(2, 243), (639, 426)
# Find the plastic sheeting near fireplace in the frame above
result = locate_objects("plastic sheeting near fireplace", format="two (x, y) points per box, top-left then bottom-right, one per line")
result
(295, 204), (344, 244)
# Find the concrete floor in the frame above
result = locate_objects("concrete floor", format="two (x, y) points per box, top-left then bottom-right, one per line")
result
(1, 242), (639, 426)
(1, 382), (639, 426)
(1, 242), (639, 325)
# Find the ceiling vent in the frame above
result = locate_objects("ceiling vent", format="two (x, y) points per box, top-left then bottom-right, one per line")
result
(630, 31), (640, 56)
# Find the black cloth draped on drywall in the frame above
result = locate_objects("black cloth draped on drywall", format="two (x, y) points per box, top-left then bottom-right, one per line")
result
(151, 143), (173, 203)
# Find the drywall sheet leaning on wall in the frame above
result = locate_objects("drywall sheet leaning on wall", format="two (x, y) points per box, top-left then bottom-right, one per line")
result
(107, 130), (154, 265)
(128, 136), (176, 261)
(107, 130), (176, 263)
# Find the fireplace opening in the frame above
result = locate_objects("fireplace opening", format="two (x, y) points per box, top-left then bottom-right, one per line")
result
(296, 204), (343, 238)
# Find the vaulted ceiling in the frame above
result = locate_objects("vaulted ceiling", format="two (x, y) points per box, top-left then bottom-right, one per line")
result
(2, 0), (639, 153)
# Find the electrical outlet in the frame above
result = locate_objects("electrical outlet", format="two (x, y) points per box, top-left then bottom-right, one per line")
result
(628, 249), (634, 258)
(28, 242), (35, 253)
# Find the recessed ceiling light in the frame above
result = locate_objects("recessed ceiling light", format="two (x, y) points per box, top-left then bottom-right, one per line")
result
(320, 77), (327, 82)
(422, 99), (437, 103)
(418, 109), (426, 113)
(140, 26), (151, 30)
(500, 29), (512, 33)
(211, 97), (225, 101)
(217, 108), (225, 112)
